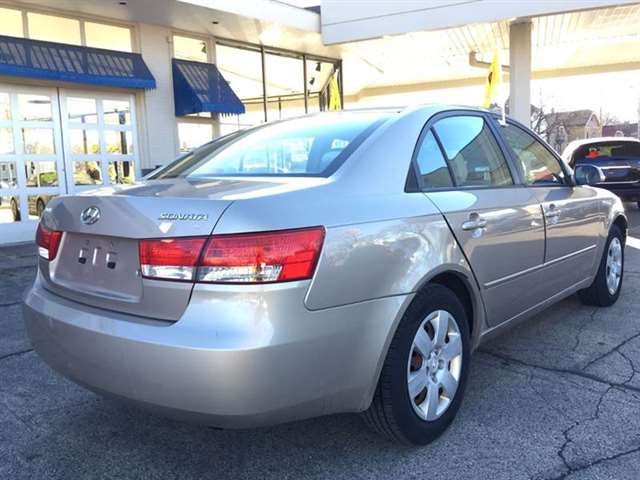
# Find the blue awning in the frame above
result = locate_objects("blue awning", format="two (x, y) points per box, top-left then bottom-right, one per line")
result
(0, 35), (156, 89)
(172, 58), (245, 116)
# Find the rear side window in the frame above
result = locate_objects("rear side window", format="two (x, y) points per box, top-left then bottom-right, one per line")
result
(433, 116), (513, 187)
(502, 124), (565, 185)
(415, 130), (453, 188)
(150, 113), (387, 179)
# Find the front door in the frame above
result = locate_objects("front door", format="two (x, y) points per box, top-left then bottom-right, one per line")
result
(417, 113), (546, 327)
(499, 121), (605, 294)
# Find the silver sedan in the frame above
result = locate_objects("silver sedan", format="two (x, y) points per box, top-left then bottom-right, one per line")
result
(23, 106), (626, 445)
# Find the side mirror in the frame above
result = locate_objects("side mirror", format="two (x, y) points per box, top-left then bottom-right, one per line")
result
(574, 164), (605, 186)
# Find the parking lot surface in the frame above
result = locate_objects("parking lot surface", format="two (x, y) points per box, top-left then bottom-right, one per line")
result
(3, 209), (640, 480)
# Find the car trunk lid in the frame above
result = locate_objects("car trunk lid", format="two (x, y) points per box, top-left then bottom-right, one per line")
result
(38, 178), (243, 321)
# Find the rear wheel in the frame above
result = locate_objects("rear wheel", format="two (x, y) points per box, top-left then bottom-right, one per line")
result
(637, 201), (640, 210)
(10, 197), (20, 221)
(578, 225), (624, 306)
(36, 198), (45, 218)
(363, 284), (471, 445)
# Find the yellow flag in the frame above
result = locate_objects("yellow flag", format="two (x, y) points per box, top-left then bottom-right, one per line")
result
(483, 50), (503, 109)
(329, 73), (341, 111)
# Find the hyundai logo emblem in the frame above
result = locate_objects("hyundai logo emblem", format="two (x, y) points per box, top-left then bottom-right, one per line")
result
(80, 206), (101, 225)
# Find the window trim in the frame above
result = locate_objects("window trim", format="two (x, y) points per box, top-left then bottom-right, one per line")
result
(409, 109), (521, 193)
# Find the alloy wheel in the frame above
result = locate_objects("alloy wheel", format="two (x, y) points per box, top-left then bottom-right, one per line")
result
(606, 237), (623, 295)
(407, 309), (463, 421)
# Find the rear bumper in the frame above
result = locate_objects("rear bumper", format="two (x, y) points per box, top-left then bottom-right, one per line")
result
(23, 273), (408, 428)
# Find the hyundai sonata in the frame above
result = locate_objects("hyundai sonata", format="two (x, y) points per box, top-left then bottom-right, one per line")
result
(23, 106), (626, 445)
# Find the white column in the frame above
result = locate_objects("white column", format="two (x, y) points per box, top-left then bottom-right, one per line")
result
(509, 21), (532, 126)
(137, 24), (179, 168)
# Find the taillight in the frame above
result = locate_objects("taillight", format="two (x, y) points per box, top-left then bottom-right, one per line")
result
(36, 223), (63, 261)
(138, 227), (325, 284)
(139, 237), (207, 281)
(198, 227), (325, 283)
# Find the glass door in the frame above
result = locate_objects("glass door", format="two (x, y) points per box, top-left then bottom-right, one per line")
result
(59, 90), (140, 194)
(0, 84), (64, 244)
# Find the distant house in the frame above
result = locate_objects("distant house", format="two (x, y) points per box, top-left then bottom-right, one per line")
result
(602, 122), (639, 138)
(544, 109), (601, 153)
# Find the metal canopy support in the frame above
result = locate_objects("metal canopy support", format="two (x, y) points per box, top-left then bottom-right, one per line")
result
(509, 21), (532, 126)
(303, 54), (309, 114)
(261, 45), (268, 123)
(338, 59), (344, 110)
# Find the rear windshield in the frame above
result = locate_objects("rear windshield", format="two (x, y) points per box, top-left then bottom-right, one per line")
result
(574, 141), (640, 162)
(150, 113), (388, 179)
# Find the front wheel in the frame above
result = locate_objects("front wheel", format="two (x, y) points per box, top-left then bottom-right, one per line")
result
(578, 225), (624, 306)
(363, 284), (471, 445)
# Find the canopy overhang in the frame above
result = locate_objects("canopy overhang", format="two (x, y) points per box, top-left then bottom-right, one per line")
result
(172, 58), (245, 116)
(0, 35), (156, 89)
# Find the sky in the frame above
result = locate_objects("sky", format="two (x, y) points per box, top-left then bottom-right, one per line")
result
(532, 71), (640, 123)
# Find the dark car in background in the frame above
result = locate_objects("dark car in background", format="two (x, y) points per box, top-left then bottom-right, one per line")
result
(563, 137), (640, 207)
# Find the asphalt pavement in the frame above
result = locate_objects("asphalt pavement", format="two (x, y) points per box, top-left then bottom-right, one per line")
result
(3, 208), (640, 479)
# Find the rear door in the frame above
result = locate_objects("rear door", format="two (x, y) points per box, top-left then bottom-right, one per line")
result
(498, 120), (604, 295)
(416, 112), (546, 327)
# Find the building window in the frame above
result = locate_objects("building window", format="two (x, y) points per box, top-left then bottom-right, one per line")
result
(178, 123), (214, 152)
(173, 35), (208, 63)
(85, 22), (132, 52)
(5, 8), (133, 52)
(0, 7), (24, 38)
(216, 43), (265, 129)
(214, 40), (342, 133)
(265, 52), (305, 122)
(27, 12), (82, 46)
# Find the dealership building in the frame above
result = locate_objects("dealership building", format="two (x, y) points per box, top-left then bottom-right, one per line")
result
(0, 0), (638, 244)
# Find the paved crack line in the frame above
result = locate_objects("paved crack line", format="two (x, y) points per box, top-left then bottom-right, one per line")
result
(478, 350), (640, 395)
(0, 301), (21, 308)
(0, 349), (33, 362)
(480, 350), (640, 480)
(549, 443), (640, 480)
(581, 330), (640, 372)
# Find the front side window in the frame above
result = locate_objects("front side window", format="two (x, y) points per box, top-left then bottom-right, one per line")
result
(502, 124), (565, 185)
(433, 116), (513, 187)
(415, 130), (453, 188)
(151, 113), (385, 179)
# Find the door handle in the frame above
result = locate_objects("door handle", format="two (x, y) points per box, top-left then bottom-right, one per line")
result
(461, 213), (487, 231)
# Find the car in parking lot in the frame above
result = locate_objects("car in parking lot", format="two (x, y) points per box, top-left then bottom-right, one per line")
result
(23, 106), (626, 445)
(562, 136), (640, 207)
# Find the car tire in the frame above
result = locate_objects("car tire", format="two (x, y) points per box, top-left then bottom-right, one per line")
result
(637, 201), (640, 210)
(10, 197), (20, 222)
(36, 199), (45, 218)
(363, 284), (471, 445)
(578, 224), (624, 307)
